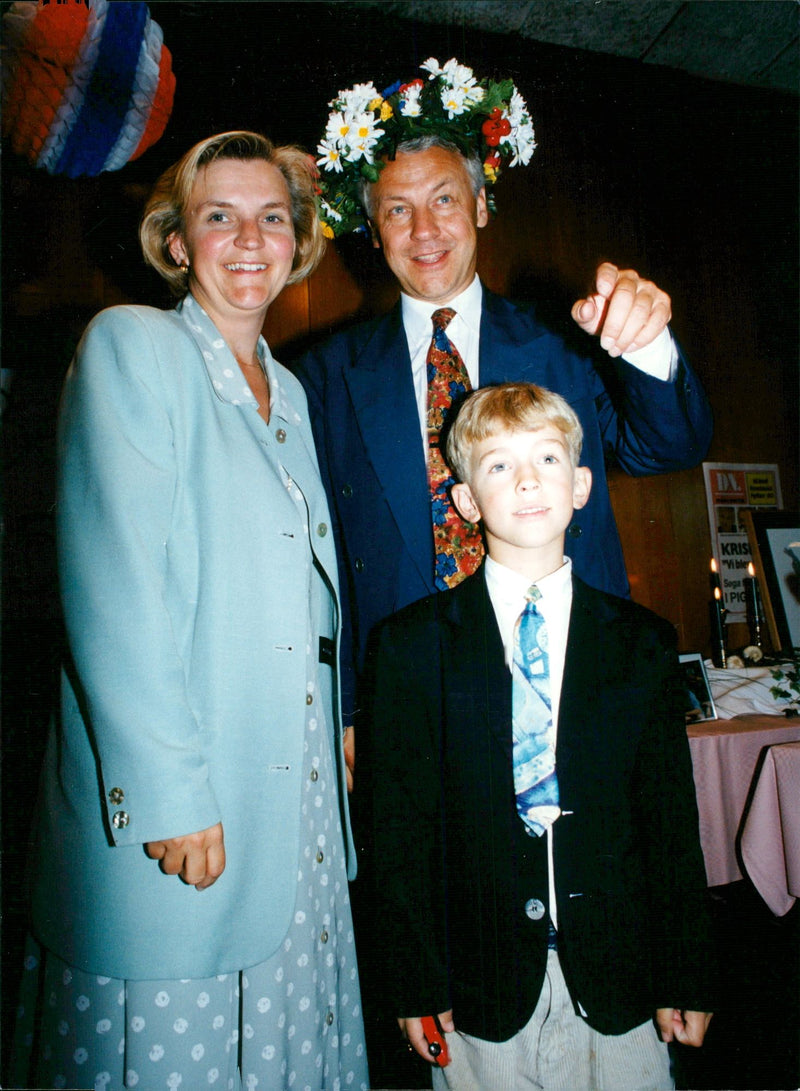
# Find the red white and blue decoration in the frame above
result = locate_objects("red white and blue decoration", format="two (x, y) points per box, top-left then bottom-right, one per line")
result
(2, 1), (175, 178)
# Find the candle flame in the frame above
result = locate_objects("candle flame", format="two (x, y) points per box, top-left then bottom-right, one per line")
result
(714, 587), (722, 601)
(710, 558), (718, 573)
(747, 562), (756, 577)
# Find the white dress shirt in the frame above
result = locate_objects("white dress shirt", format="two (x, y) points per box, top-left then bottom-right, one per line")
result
(401, 274), (677, 452)
(484, 554), (575, 929)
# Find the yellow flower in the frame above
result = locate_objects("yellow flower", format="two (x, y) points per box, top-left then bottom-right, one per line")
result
(483, 164), (498, 183)
(380, 101), (394, 121)
(321, 223), (335, 239)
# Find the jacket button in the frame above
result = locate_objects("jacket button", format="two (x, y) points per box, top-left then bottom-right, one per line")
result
(342, 484), (353, 498)
(320, 928), (328, 943)
(326, 1010), (334, 1025)
(306, 693), (313, 705)
(524, 898), (545, 921)
(310, 769), (319, 782)
(108, 787), (125, 805)
(112, 811), (130, 829)
(354, 558), (365, 573)
(316, 850), (324, 863)
(317, 523), (328, 537)
(568, 523), (582, 538)
(276, 428), (287, 443)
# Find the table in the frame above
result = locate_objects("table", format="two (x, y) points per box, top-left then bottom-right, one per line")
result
(739, 741), (800, 916)
(687, 714), (800, 890)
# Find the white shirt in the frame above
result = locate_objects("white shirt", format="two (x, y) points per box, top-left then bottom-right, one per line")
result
(484, 554), (575, 929)
(401, 274), (677, 450)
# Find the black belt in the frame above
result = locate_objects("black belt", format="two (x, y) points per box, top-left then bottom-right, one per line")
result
(319, 636), (335, 667)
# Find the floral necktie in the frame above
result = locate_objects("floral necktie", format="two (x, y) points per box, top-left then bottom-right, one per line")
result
(512, 586), (560, 836)
(426, 308), (484, 590)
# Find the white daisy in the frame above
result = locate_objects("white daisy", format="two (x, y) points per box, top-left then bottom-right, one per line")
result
(316, 140), (343, 172)
(420, 56), (443, 79)
(399, 82), (423, 116)
(440, 85), (468, 118)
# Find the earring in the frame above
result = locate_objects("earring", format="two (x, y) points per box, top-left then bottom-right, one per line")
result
(179, 262), (189, 273)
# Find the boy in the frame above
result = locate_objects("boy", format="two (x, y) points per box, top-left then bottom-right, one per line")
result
(367, 383), (715, 1090)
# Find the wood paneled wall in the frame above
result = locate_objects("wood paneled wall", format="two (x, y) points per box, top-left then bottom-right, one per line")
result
(4, 6), (797, 661)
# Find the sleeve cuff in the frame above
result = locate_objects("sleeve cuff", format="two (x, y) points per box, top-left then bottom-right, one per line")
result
(622, 327), (677, 381)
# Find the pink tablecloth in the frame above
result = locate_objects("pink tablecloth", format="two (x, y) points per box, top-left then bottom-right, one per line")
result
(739, 741), (800, 916)
(687, 714), (800, 888)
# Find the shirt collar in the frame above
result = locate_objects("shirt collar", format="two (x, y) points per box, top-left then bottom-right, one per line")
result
(176, 294), (292, 423)
(400, 274), (483, 349)
(485, 554), (573, 609)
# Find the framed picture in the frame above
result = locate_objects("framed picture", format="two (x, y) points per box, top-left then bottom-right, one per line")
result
(741, 510), (800, 653)
(678, 653), (717, 723)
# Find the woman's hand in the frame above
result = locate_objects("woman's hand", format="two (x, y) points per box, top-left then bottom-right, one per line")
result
(145, 822), (226, 890)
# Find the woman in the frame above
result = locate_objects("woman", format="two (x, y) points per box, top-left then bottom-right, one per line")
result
(11, 131), (369, 1091)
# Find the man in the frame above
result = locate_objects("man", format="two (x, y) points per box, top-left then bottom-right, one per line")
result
(294, 60), (712, 729)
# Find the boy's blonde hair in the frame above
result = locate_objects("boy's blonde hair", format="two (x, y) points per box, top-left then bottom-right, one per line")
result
(446, 383), (583, 482)
(140, 131), (325, 295)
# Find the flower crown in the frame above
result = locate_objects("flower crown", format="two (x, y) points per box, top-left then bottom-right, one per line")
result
(315, 57), (536, 237)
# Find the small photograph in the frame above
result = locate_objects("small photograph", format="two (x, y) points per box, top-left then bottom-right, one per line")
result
(678, 653), (717, 723)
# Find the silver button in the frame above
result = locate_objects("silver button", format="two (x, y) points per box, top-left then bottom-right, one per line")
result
(108, 787), (125, 805)
(317, 523), (328, 537)
(112, 811), (130, 829)
(524, 898), (545, 921)
(276, 428), (287, 443)
(320, 929), (329, 943)
(310, 769), (319, 782)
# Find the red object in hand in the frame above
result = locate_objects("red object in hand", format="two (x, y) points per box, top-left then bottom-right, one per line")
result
(420, 1016), (450, 1067)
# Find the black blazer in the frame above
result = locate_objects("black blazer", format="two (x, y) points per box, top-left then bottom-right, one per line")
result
(367, 569), (716, 1041)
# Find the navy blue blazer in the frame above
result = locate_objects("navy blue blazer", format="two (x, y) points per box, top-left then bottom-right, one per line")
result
(366, 570), (716, 1041)
(294, 286), (712, 714)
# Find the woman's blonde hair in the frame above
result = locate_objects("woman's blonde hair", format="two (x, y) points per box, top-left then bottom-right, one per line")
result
(446, 383), (584, 482)
(140, 131), (325, 295)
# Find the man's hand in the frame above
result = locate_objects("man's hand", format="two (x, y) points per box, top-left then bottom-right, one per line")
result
(656, 1008), (713, 1047)
(145, 822), (226, 891)
(572, 262), (672, 357)
(343, 725), (355, 793)
(399, 1011), (455, 1064)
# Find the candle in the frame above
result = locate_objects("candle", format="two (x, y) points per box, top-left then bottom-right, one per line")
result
(709, 586), (727, 668)
(710, 558), (722, 594)
(743, 562), (764, 647)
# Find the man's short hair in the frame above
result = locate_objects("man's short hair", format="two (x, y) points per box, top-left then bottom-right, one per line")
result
(446, 383), (584, 482)
(358, 135), (485, 221)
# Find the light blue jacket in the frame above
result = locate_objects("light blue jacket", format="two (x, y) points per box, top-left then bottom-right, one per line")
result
(30, 296), (355, 980)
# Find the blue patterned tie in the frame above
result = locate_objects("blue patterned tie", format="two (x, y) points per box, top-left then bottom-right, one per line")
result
(512, 586), (560, 836)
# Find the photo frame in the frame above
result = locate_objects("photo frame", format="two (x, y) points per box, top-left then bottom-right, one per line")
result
(678, 653), (717, 723)
(741, 510), (800, 654)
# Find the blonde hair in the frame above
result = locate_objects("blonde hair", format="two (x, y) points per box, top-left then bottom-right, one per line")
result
(446, 383), (584, 482)
(140, 131), (325, 294)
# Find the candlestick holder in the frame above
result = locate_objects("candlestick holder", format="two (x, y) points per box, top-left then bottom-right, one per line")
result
(744, 576), (765, 649)
(709, 592), (727, 668)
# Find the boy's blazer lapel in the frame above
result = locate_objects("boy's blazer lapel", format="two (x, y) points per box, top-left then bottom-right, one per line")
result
(342, 304), (432, 585)
(441, 569), (511, 758)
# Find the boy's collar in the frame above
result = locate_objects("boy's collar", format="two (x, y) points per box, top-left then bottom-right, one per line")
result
(485, 554), (572, 600)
